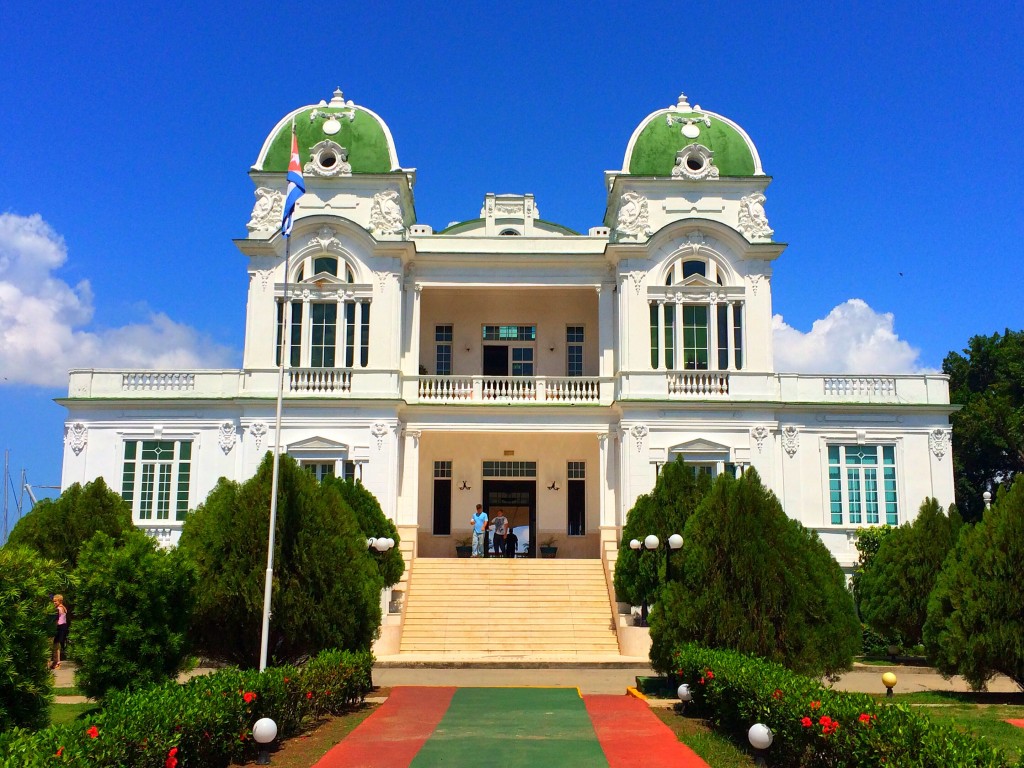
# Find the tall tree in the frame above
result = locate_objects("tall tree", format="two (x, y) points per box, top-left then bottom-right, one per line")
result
(649, 470), (861, 678)
(857, 498), (961, 646)
(6, 478), (132, 569)
(322, 476), (403, 588)
(924, 476), (1024, 690)
(178, 453), (383, 667)
(613, 458), (712, 610)
(943, 329), (1024, 521)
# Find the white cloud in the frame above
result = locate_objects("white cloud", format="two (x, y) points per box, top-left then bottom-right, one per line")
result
(773, 299), (927, 374)
(0, 212), (237, 387)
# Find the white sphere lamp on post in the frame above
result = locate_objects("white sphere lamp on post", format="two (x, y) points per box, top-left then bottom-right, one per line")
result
(748, 722), (773, 766)
(253, 717), (278, 765)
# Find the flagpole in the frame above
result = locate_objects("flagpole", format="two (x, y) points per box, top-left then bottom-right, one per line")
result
(260, 120), (300, 671)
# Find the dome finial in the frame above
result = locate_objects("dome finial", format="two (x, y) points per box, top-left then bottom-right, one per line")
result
(676, 92), (692, 111)
(330, 87), (346, 106)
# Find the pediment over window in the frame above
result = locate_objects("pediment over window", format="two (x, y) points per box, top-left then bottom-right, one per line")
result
(678, 274), (718, 289)
(669, 438), (731, 455)
(302, 273), (347, 287)
(287, 436), (349, 455)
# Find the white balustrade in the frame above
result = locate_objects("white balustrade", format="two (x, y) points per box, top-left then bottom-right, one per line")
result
(482, 377), (537, 402)
(288, 368), (352, 394)
(121, 372), (196, 391)
(544, 377), (601, 402)
(413, 375), (602, 404)
(667, 372), (730, 397)
(418, 376), (474, 401)
(823, 377), (897, 397)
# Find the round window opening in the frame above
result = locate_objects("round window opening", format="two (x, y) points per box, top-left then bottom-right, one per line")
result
(319, 151), (337, 169)
(686, 155), (705, 172)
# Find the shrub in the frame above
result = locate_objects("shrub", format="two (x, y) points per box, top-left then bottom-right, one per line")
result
(179, 453), (383, 667)
(6, 478), (132, 570)
(73, 530), (196, 700)
(857, 498), (960, 647)
(925, 476), (1024, 689)
(850, 524), (893, 615)
(0, 649), (372, 767)
(614, 458), (711, 607)
(323, 477), (403, 587)
(649, 470), (860, 679)
(670, 643), (1013, 767)
(0, 546), (61, 730)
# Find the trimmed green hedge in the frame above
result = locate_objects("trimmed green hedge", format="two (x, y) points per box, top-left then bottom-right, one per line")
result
(0, 649), (372, 767)
(670, 644), (1016, 767)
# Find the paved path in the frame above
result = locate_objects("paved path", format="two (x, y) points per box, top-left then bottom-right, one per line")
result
(314, 686), (708, 768)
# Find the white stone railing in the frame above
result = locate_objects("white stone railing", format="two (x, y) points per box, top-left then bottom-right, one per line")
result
(667, 371), (730, 397)
(122, 372), (196, 391)
(288, 368), (352, 394)
(414, 375), (607, 404)
(823, 376), (897, 398)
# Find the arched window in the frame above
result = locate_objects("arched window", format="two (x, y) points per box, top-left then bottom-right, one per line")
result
(650, 255), (743, 372)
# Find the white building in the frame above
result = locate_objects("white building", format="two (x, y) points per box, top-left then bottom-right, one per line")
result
(59, 89), (954, 572)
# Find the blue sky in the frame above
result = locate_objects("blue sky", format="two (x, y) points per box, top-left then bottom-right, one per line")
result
(1, 1), (1021, 529)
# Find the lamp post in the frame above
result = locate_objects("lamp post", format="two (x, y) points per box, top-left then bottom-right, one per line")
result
(677, 682), (693, 715)
(628, 532), (683, 626)
(882, 671), (897, 698)
(748, 722), (773, 767)
(253, 717), (278, 765)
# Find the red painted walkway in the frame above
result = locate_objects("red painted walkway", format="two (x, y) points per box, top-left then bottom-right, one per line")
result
(313, 686), (456, 768)
(585, 694), (710, 767)
(314, 686), (710, 767)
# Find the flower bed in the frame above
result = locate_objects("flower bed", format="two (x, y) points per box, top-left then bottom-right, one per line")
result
(671, 644), (1015, 767)
(0, 649), (372, 768)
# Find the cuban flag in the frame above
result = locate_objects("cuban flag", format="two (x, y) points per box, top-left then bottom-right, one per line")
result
(281, 126), (305, 237)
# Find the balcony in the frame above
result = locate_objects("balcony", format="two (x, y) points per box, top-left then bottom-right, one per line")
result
(412, 375), (612, 405)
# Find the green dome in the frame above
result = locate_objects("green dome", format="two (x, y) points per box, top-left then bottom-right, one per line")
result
(254, 89), (399, 174)
(623, 93), (762, 177)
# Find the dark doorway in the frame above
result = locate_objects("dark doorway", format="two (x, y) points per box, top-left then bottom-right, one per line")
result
(483, 479), (536, 557)
(483, 345), (509, 376)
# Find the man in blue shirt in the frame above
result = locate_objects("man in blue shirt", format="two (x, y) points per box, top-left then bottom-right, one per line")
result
(471, 504), (488, 557)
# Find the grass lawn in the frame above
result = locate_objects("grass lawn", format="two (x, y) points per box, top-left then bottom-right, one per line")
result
(651, 706), (755, 767)
(238, 704), (378, 767)
(53, 687), (83, 696)
(876, 691), (1024, 762)
(50, 702), (100, 727)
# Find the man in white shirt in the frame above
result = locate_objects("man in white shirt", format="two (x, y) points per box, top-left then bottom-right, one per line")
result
(490, 509), (509, 557)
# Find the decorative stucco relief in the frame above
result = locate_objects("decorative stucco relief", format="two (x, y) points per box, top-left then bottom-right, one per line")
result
(370, 191), (404, 236)
(615, 192), (651, 240)
(628, 270), (646, 295)
(371, 422), (390, 449)
(781, 426), (800, 457)
(929, 428), (951, 460)
(671, 144), (719, 181)
(748, 274), (763, 296)
(750, 425), (770, 453)
(249, 421), (268, 452)
(309, 226), (342, 252)
(246, 187), (284, 233)
(218, 421), (237, 454)
(66, 422), (88, 455)
(629, 424), (648, 453)
(738, 193), (774, 240)
(374, 271), (391, 293)
(303, 140), (352, 177)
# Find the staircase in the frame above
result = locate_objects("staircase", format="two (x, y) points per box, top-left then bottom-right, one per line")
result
(397, 558), (621, 658)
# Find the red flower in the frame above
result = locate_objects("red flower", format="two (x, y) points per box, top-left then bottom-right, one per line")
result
(55, 746), (64, 757)
(859, 713), (875, 725)
(326, 689), (331, 695)
(283, 676), (290, 683)
(86, 726), (99, 739)
(772, 688), (783, 700)
(705, 670), (714, 680)
(819, 716), (838, 735)
(240, 732), (248, 741)
(698, 677), (705, 685)
(307, 691), (313, 699)
(242, 691), (256, 704)
(809, 700), (821, 710)
(801, 717), (813, 727)
(166, 747), (179, 768)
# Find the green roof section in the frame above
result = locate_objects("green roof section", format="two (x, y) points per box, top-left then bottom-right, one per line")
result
(628, 113), (756, 177)
(261, 108), (394, 173)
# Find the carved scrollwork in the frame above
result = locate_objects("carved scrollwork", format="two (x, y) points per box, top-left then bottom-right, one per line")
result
(929, 428), (951, 460)
(246, 187), (285, 232)
(628, 270), (646, 295)
(672, 144), (719, 180)
(370, 191), (404, 236)
(738, 193), (774, 240)
(303, 139), (352, 177)
(371, 422), (389, 449)
(615, 192), (651, 240)
(249, 421), (268, 452)
(309, 226), (342, 252)
(629, 424), (649, 453)
(66, 422), (88, 455)
(781, 426), (800, 457)
(750, 425), (770, 453)
(218, 421), (237, 454)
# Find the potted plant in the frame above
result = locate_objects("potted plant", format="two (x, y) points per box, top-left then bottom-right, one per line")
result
(539, 535), (558, 559)
(455, 536), (473, 558)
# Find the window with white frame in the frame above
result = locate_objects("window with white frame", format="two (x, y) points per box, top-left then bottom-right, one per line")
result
(435, 324), (453, 375)
(828, 445), (898, 525)
(566, 326), (584, 376)
(121, 440), (192, 522)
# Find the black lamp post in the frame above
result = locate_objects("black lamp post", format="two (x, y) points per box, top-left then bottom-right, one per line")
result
(629, 533), (683, 626)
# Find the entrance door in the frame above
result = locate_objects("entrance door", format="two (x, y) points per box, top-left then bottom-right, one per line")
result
(483, 345), (509, 376)
(482, 479), (536, 557)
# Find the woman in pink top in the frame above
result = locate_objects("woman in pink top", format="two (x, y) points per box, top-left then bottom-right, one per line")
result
(51, 594), (68, 670)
